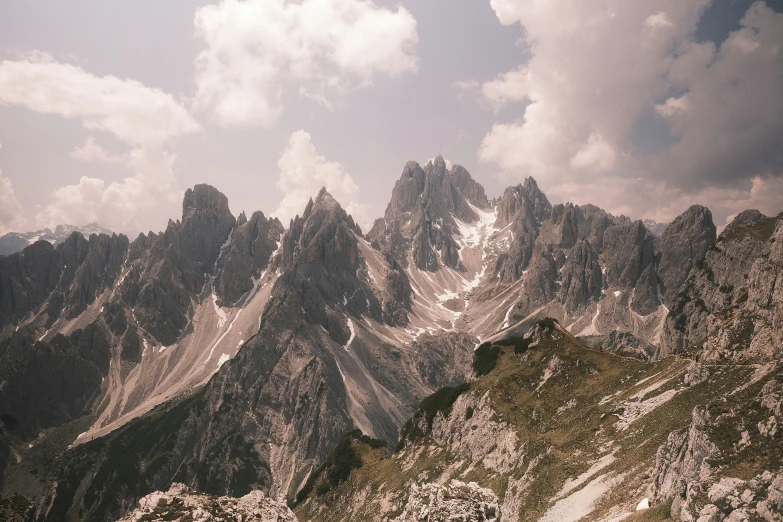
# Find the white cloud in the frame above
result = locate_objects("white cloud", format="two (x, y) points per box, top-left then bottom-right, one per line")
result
(481, 66), (528, 109)
(645, 11), (674, 29)
(570, 133), (617, 171)
(35, 147), (182, 233)
(0, 170), (27, 235)
(70, 136), (123, 163)
(0, 53), (201, 234)
(193, 0), (418, 127)
(273, 130), (370, 229)
(453, 80), (479, 90)
(0, 53), (199, 147)
(655, 2), (783, 189)
(478, 0), (783, 224)
(654, 95), (690, 118)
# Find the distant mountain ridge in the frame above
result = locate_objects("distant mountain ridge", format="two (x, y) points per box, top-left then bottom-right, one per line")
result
(0, 222), (113, 256)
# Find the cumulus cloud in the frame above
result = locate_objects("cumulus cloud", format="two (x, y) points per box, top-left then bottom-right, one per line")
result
(478, 0), (783, 223)
(0, 53), (201, 233)
(273, 130), (370, 229)
(0, 140), (27, 234)
(70, 136), (123, 163)
(0, 53), (199, 146)
(481, 66), (528, 110)
(654, 2), (783, 189)
(36, 148), (182, 233)
(193, 0), (418, 127)
(0, 169), (27, 235)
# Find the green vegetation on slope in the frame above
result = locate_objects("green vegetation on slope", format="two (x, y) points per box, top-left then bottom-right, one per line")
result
(294, 429), (386, 506)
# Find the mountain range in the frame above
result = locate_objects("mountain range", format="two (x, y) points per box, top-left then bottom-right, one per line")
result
(0, 223), (114, 257)
(0, 156), (780, 522)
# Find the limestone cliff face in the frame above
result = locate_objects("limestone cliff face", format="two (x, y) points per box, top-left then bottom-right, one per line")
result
(368, 157), (485, 272)
(120, 184), (236, 345)
(558, 240), (603, 315)
(0, 231), (127, 441)
(661, 211), (782, 360)
(214, 211), (283, 306)
(494, 178), (552, 283)
(657, 205), (716, 306)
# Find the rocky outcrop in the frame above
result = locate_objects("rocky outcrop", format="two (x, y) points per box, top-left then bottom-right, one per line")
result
(681, 471), (783, 522)
(588, 330), (655, 358)
(392, 480), (500, 522)
(657, 205), (716, 306)
(661, 211), (782, 359)
(652, 407), (717, 518)
(117, 483), (296, 522)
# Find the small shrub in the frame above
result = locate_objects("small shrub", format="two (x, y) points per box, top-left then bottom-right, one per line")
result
(465, 406), (474, 420)
(473, 343), (501, 376)
(536, 317), (558, 330)
(293, 429), (385, 505)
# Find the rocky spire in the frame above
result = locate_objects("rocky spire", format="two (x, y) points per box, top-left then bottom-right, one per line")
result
(657, 204), (716, 305)
(368, 158), (489, 272)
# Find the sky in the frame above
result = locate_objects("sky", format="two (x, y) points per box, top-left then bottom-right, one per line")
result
(1, 0), (782, 236)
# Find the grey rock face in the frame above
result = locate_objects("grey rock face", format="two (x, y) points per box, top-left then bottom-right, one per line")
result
(0, 240), (63, 327)
(451, 165), (489, 209)
(368, 156), (486, 272)
(180, 184), (237, 274)
(515, 245), (559, 316)
(0, 230), (129, 330)
(119, 184), (236, 345)
(558, 240), (602, 315)
(62, 233), (129, 319)
(117, 483), (297, 522)
(494, 178), (552, 283)
(0, 322), (111, 438)
(661, 211), (781, 359)
(392, 480), (500, 522)
(657, 205), (716, 306)
(652, 407), (717, 517)
(215, 211), (284, 306)
(602, 220), (656, 289)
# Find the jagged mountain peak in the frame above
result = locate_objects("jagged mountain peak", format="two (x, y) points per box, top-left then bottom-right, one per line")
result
(182, 183), (234, 224)
(368, 158), (491, 271)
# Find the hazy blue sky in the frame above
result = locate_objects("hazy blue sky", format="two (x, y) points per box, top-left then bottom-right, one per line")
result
(1, 0), (782, 235)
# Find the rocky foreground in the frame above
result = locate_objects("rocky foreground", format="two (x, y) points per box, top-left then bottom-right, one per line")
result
(116, 483), (296, 522)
